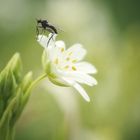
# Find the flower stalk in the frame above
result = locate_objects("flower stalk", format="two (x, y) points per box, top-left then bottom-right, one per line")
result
(21, 73), (47, 107)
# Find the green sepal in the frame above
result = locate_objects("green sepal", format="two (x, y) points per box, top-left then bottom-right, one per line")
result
(48, 77), (69, 87)
(41, 50), (70, 87)
(42, 50), (48, 71)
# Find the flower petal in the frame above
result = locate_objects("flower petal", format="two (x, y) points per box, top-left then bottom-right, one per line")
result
(55, 41), (66, 50)
(48, 40), (66, 62)
(56, 69), (97, 86)
(62, 77), (90, 102)
(65, 44), (87, 61)
(70, 73), (97, 86)
(37, 35), (48, 48)
(73, 82), (90, 102)
(75, 62), (97, 74)
(71, 71), (97, 86)
(52, 41), (66, 57)
(37, 34), (56, 49)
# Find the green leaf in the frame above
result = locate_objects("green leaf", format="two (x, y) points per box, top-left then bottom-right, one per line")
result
(21, 71), (33, 94)
(0, 53), (22, 118)
(0, 53), (34, 140)
(4, 53), (22, 83)
(11, 71), (33, 123)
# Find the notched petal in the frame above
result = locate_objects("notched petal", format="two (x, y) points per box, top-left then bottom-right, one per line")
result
(66, 44), (87, 61)
(75, 62), (97, 74)
(37, 33), (57, 49)
(55, 41), (65, 50)
(73, 83), (90, 102)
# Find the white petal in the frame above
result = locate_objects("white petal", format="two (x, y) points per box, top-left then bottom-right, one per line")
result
(53, 41), (66, 57)
(72, 73), (97, 86)
(55, 41), (65, 50)
(65, 44), (87, 61)
(62, 77), (90, 102)
(37, 34), (56, 49)
(73, 83), (90, 102)
(75, 62), (97, 74)
(61, 77), (75, 85)
(37, 35), (48, 48)
(56, 70), (97, 86)
(49, 40), (66, 61)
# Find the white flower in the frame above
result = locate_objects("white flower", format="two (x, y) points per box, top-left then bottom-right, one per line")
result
(37, 34), (97, 102)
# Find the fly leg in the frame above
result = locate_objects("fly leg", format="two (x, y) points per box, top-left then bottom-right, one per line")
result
(36, 25), (44, 40)
(47, 33), (54, 47)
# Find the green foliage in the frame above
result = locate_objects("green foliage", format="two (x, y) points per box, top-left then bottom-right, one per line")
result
(0, 53), (33, 140)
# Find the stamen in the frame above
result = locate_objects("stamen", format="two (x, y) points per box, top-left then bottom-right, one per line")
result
(61, 48), (64, 52)
(72, 66), (77, 71)
(72, 59), (77, 63)
(66, 57), (70, 61)
(54, 58), (59, 64)
(64, 65), (69, 69)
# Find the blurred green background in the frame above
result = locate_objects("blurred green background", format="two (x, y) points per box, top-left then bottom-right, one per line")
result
(0, 0), (140, 140)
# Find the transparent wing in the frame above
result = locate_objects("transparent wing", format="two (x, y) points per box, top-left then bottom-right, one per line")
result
(48, 20), (65, 33)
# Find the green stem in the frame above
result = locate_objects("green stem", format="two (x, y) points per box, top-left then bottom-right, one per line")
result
(22, 73), (47, 110)
(27, 73), (47, 93)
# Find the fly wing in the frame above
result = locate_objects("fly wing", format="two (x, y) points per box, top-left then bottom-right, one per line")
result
(55, 25), (64, 33)
(46, 26), (56, 34)
(48, 21), (64, 33)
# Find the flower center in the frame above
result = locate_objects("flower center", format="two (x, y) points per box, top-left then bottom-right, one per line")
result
(52, 48), (78, 72)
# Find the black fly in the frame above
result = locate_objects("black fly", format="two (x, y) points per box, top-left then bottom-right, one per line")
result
(36, 19), (58, 47)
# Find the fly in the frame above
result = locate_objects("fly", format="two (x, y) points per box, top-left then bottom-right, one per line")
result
(36, 19), (58, 47)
